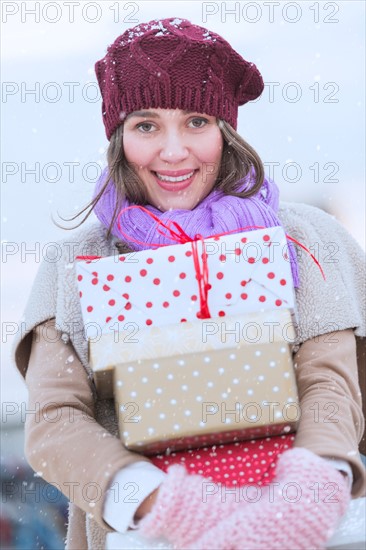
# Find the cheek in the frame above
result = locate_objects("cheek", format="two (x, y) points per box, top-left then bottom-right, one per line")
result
(201, 131), (223, 166)
(123, 135), (152, 168)
(122, 138), (137, 164)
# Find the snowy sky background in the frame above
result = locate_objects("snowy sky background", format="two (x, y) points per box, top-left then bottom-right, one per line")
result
(1, 1), (365, 414)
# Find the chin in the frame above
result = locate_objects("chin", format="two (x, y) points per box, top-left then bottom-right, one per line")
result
(155, 197), (200, 212)
(170, 201), (198, 211)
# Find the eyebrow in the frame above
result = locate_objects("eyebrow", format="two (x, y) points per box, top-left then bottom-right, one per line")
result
(126, 109), (198, 120)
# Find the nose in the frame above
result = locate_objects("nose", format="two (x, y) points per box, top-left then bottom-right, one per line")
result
(158, 130), (189, 164)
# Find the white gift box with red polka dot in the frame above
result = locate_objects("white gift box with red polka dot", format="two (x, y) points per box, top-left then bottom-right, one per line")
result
(75, 226), (296, 339)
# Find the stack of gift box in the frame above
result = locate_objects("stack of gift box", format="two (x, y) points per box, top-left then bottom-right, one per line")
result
(76, 226), (299, 483)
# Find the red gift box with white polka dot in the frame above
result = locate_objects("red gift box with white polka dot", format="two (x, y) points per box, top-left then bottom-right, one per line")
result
(151, 434), (295, 487)
(75, 226), (295, 338)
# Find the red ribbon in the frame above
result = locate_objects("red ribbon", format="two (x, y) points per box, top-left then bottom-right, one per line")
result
(75, 255), (101, 261)
(191, 236), (211, 319)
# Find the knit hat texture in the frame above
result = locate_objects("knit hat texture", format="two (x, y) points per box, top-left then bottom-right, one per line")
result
(95, 17), (264, 139)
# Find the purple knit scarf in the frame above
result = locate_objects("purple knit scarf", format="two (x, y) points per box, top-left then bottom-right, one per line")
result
(93, 168), (299, 287)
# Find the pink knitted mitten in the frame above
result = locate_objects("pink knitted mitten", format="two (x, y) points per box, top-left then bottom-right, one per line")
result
(139, 463), (240, 548)
(189, 448), (351, 550)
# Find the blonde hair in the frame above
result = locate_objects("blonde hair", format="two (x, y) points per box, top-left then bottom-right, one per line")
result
(58, 120), (264, 239)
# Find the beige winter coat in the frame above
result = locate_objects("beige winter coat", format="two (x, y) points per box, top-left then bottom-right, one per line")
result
(12, 202), (366, 549)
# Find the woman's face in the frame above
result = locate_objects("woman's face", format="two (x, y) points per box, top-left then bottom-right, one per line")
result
(122, 108), (223, 211)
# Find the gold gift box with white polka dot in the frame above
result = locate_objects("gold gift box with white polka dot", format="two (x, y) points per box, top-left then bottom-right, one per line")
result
(113, 309), (299, 454)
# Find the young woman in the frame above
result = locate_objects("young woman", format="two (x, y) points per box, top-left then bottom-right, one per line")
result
(13, 17), (365, 550)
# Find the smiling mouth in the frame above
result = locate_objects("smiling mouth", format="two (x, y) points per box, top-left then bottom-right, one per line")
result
(153, 170), (197, 183)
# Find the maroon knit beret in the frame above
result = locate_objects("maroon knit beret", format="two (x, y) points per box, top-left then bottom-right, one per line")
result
(95, 17), (264, 140)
